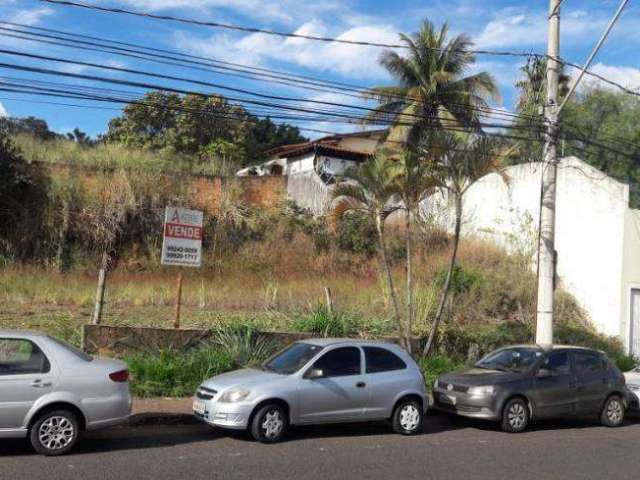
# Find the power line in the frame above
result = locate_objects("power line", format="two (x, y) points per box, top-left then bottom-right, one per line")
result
(40, 0), (543, 58)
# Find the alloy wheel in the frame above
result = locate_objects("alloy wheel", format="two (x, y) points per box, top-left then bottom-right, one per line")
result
(38, 416), (75, 451)
(261, 409), (284, 439)
(508, 403), (527, 430)
(606, 399), (623, 424)
(399, 404), (421, 431)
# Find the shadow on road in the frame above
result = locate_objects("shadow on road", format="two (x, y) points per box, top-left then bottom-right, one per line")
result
(0, 423), (218, 457)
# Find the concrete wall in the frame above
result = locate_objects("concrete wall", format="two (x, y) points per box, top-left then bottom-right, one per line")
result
(621, 209), (640, 353)
(432, 157), (629, 338)
(285, 153), (315, 175)
(81, 324), (419, 356)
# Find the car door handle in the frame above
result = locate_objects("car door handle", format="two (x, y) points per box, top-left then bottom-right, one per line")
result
(356, 382), (366, 388)
(31, 380), (52, 388)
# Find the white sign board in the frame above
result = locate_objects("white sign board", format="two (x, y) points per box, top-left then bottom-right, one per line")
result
(161, 207), (203, 267)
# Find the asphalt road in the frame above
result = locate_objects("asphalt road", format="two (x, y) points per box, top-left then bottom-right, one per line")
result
(2, 413), (639, 480)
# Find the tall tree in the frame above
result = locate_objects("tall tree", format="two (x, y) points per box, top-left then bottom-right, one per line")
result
(391, 150), (437, 353)
(367, 19), (500, 146)
(332, 152), (407, 348)
(420, 132), (515, 356)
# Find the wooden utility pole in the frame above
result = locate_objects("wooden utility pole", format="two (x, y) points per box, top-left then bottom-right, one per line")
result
(536, 0), (561, 347)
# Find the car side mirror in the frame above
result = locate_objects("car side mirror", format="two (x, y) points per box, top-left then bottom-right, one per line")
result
(537, 368), (552, 379)
(305, 368), (324, 380)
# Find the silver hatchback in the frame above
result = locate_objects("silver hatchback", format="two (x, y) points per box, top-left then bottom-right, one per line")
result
(0, 330), (132, 455)
(193, 339), (428, 442)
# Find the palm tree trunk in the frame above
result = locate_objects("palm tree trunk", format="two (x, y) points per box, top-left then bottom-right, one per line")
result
(423, 194), (462, 356)
(375, 214), (405, 349)
(405, 209), (413, 354)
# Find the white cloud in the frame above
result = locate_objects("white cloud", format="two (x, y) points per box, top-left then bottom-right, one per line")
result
(474, 8), (606, 49)
(11, 6), (54, 26)
(106, 0), (344, 24)
(175, 21), (399, 79)
(581, 63), (640, 91)
(0, 102), (7, 118)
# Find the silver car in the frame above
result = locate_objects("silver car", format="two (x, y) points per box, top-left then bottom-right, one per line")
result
(0, 330), (132, 456)
(193, 339), (428, 442)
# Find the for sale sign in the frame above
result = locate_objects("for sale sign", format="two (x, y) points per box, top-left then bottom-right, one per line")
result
(161, 207), (203, 267)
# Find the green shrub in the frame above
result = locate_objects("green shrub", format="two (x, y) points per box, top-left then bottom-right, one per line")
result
(417, 355), (467, 389)
(214, 325), (278, 368)
(436, 264), (485, 294)
(611, 353), (637, 372)
(125, 347), (234, 397)
(335, 212), (377, 257)
(292, 305), (355, 337)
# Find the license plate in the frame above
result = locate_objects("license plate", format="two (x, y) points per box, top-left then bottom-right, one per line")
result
(193, 400), (206, 415)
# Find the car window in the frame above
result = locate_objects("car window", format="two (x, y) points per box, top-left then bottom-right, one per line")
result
(476, 347), (543, 372)
(0, 339), (50, 376)
(542, 352), (571, 376)
(574, 352), (604, 374)
(313, 347), (361, 377)
(364, 346), (406, 374)
(263, 342), (324, 374)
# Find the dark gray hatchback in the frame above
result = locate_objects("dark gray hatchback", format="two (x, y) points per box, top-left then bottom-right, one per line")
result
(433, 345), (630, 432)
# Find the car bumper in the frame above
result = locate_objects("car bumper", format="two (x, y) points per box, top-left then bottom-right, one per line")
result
(626, 388), (640, 410)
(193, 397), (254, 430)
(431, 388), (502, 420)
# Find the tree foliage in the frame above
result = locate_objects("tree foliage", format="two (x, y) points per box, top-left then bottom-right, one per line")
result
(105, 92), (307, 168)
(368, 19), (500, 146)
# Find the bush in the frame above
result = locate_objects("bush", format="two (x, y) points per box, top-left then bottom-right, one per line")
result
(417, 355), (466, 389)
(293, 305), (355, 337)
(125, 347), (234, 397)
(436, 264), (485, 294)
(214, 325), (278, 368)
(335, 212), (377, 257)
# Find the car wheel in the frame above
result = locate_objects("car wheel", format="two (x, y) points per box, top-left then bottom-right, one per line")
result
(392, 398), (423, 435)
(29, 410), (80, 456)
(501, 398), (529, 433)
(600, 395), (625, 427)
(250, 403), (288, 443)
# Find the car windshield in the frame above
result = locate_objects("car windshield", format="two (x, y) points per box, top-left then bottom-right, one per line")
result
(262, 342), (324, 375)
(47, 336), (93, 362)
(475, 347), (542, 372)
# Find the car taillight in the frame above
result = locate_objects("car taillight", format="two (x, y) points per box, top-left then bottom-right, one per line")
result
(109, 370), (129, 382)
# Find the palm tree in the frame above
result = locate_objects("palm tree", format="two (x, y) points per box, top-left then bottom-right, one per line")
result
(332, 152), (407, 348)
(420, 132), (515, 356)
(390, 150), (438, 353)
(513, 57), (570, 162)
(366, 19), (500, 146)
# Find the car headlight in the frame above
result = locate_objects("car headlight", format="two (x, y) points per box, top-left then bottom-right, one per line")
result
(468, 385), (496, 397)
(219, 388), (251, 403)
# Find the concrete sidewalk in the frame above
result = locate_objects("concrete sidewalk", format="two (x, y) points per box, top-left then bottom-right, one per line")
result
(130, 397), (196, 425)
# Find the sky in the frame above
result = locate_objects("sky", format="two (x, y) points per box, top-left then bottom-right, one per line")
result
(0, 0), (639, 138)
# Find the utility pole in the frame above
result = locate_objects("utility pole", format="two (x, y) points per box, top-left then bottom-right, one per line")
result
(536, 0), (561, 346)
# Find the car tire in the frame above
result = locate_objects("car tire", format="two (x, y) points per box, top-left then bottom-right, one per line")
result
(250, 403), (288, 443)
(501, 398), (529, 433)
(600, 395), (625, 427)
(391, 398), (423, 435)
(29, 409), (81, 456)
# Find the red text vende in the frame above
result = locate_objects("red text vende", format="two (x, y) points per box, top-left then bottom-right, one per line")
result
(165, 223), (202, 240)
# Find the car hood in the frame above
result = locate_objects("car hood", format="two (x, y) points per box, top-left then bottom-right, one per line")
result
(624, 370), (640, 386)
(439, 367), (523, 387)
(201, 368), (284, 391)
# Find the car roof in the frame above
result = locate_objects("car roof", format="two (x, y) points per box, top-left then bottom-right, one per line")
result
(498, 344), (603, 354)
(298, 338), (400, 348)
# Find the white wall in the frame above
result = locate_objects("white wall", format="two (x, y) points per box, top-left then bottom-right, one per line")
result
(432, 157), (629, 338)
(285, 153), (315, 175)
(621, 209), (640, 353)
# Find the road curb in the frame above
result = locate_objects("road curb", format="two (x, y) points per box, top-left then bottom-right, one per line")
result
(128, 412), (199, 427)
